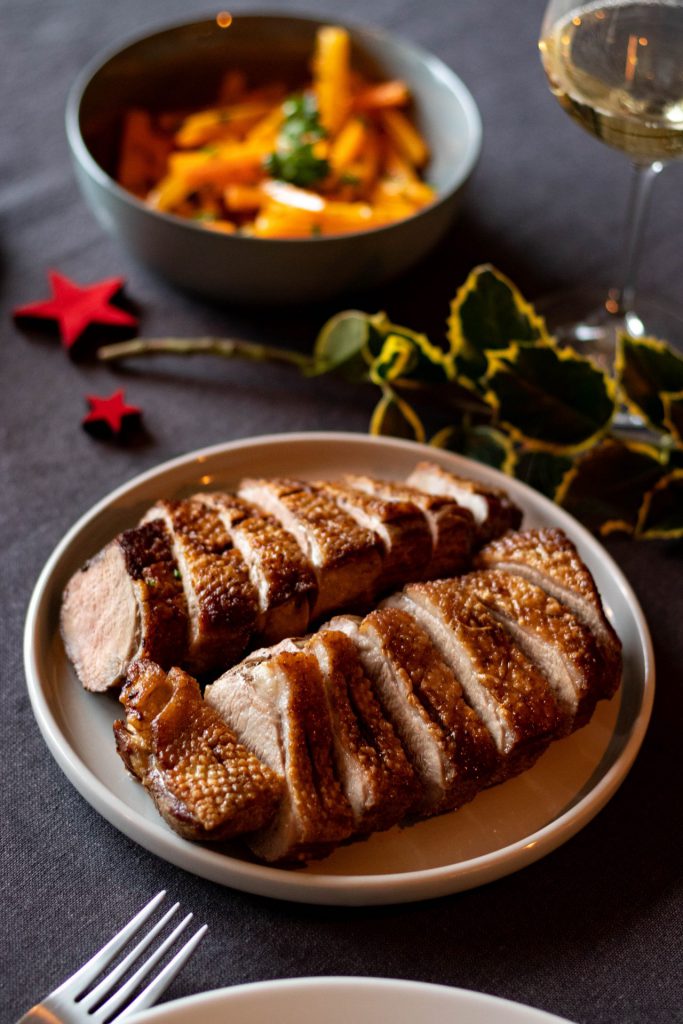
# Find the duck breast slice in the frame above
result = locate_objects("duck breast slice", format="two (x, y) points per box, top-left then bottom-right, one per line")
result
(60, 520), (188, 692)
(114, 660), (282, 841)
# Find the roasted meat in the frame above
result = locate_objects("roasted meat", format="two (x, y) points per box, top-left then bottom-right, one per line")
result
(205, 640), (355, 863)
(476, 528), (622, 699)
(62, 467), (521, 693)
(387, 580), (564, 778)
(112, 529), (622, 865)
(238, 478), (383, 618)
(114, 660), (282, 840)
(407, 461), (523, 541)
(342, 474), (476, 578)
(60, 520), (188, 692)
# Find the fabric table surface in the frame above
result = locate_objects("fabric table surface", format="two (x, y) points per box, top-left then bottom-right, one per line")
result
(1, 1), (681, 1021)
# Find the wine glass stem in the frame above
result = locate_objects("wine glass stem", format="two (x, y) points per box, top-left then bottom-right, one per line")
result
(614, 160), (664, 315)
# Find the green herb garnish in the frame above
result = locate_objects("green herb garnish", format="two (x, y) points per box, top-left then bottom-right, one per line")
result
(264, 93), (329, 187)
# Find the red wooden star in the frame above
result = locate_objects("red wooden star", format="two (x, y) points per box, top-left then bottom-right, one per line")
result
(83, 389), (142, 436)
(13, 270), (138, 349)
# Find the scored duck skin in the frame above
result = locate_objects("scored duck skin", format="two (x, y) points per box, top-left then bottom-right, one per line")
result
(194, 492), (318, 643)
(143, 499), (260, 674)
(237, 477), (384, 619)
(61, 468), (522, 693)
(475, 528), (622, 699)
(386, 582), (564, 779)
(117, 533), (621, 865)
(342, 474), (476, 579)
(407, 461), (523, 542)
(114, 660), (283, 841)
(204, 639), (355, 863)
(464, 569), (602, 732)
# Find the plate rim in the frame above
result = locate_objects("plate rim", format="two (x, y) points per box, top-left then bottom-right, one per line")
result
(127, 976), (576, 1023)
(23, 431), (655, 905)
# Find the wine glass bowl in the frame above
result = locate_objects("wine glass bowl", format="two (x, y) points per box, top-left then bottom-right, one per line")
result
(537, 0), (683, 365)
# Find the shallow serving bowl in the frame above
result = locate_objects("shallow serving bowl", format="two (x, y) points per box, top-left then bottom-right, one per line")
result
(66, 12), (482, 304)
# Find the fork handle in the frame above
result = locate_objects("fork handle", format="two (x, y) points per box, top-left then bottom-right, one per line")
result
(17, 1011), (55, 1023)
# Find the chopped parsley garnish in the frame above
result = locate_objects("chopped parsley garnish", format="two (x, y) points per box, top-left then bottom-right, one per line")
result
(264, 93), (329, 188)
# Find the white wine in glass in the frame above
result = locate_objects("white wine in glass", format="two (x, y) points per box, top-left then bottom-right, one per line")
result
(539, 0), (683, 366)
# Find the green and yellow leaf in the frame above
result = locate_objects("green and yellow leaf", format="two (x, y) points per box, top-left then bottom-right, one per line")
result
(430, 424), (515, 474)
(515, 449), (574, 500)
(635, 469), (683, 540)
(483, 343), (616, 453)
(366, 313), (452, 383)
(615, 332), (683, 431)
(559, 439), (666, 534)
(447, 264), (551, 385)
(661, 389), (683, 444)
(369, 333), (418, 385)
(369, 387), (426, 442)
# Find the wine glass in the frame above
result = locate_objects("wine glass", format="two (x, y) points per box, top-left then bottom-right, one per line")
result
(538, 0), (683, 368)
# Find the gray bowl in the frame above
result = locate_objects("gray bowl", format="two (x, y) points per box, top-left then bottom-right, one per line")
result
(66, 12), (482, 304)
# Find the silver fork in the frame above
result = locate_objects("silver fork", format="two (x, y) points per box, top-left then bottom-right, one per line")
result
(18, 891), (207, 1023)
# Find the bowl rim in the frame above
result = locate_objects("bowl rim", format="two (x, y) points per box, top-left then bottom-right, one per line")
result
(65, 8), (482, 245)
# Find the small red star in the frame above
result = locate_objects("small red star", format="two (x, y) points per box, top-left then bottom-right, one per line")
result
(83, 389), (142, 437)
(13, 270), (138, 349)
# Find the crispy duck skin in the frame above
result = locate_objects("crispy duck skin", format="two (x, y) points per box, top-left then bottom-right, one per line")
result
(114, 660), (283, 841)
(143, 499), (260, 674)
(118, 532), (620, 864)
(329, 608), (500, 813)
(312, 481), (433, 591)
(60, 520), (188, 693)
(476, 528), (622, 699)
(342, 474), (476, 578)
(407, 462), (523, 542)
(387, 581), (564, 778)
(205, 642), (355, 863)
(464, 569), (602, 732)
(308, 629), (420, 832)
(238, 478), (384, 618)
(194, 492), (318, 643)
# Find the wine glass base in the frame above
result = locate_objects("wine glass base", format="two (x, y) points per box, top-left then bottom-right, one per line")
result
(535, 286), (683, 371)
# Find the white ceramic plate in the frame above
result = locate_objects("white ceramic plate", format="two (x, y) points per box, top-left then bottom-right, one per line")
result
(128, 977), (575, 1024)
(24, 432), (654, 906)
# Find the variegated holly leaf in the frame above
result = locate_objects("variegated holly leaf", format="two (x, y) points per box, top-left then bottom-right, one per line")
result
(369, 388), (426, 442)
(661, 389), (683, 443)
(616, 333), (683, 431)
(515, 450), (574, 500)
(430, 424), (515, 473)
(484, 343), (616, 452)
(309, 310), (372, 379)
(447, 265), (551, 385)
(636, 470), (683, 539)
(366, 313), (452, 383)
(560, 439), (666, 535)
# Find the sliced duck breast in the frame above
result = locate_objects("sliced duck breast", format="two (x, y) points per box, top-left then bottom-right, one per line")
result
(143, 499), (259, 674)
(386, 580), (563, 778)
(342, 474), (475, 578)
(327, 608), (498, 813)
(308, 629), (419, 832)
(238, 478), (383, 618)
(60, 520), (188, 692)
(463, 569), (602, 732)
(476, 528), (622, 699)
(313, 480), (433, 591)
(114, 660), (282, 841)
(205, 642), (354, 863)
(407, 461), (523, 541)
(195, 492), (318, 643)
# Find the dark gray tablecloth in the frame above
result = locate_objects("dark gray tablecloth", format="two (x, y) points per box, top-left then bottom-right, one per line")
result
(2, 1), (681, 1021)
